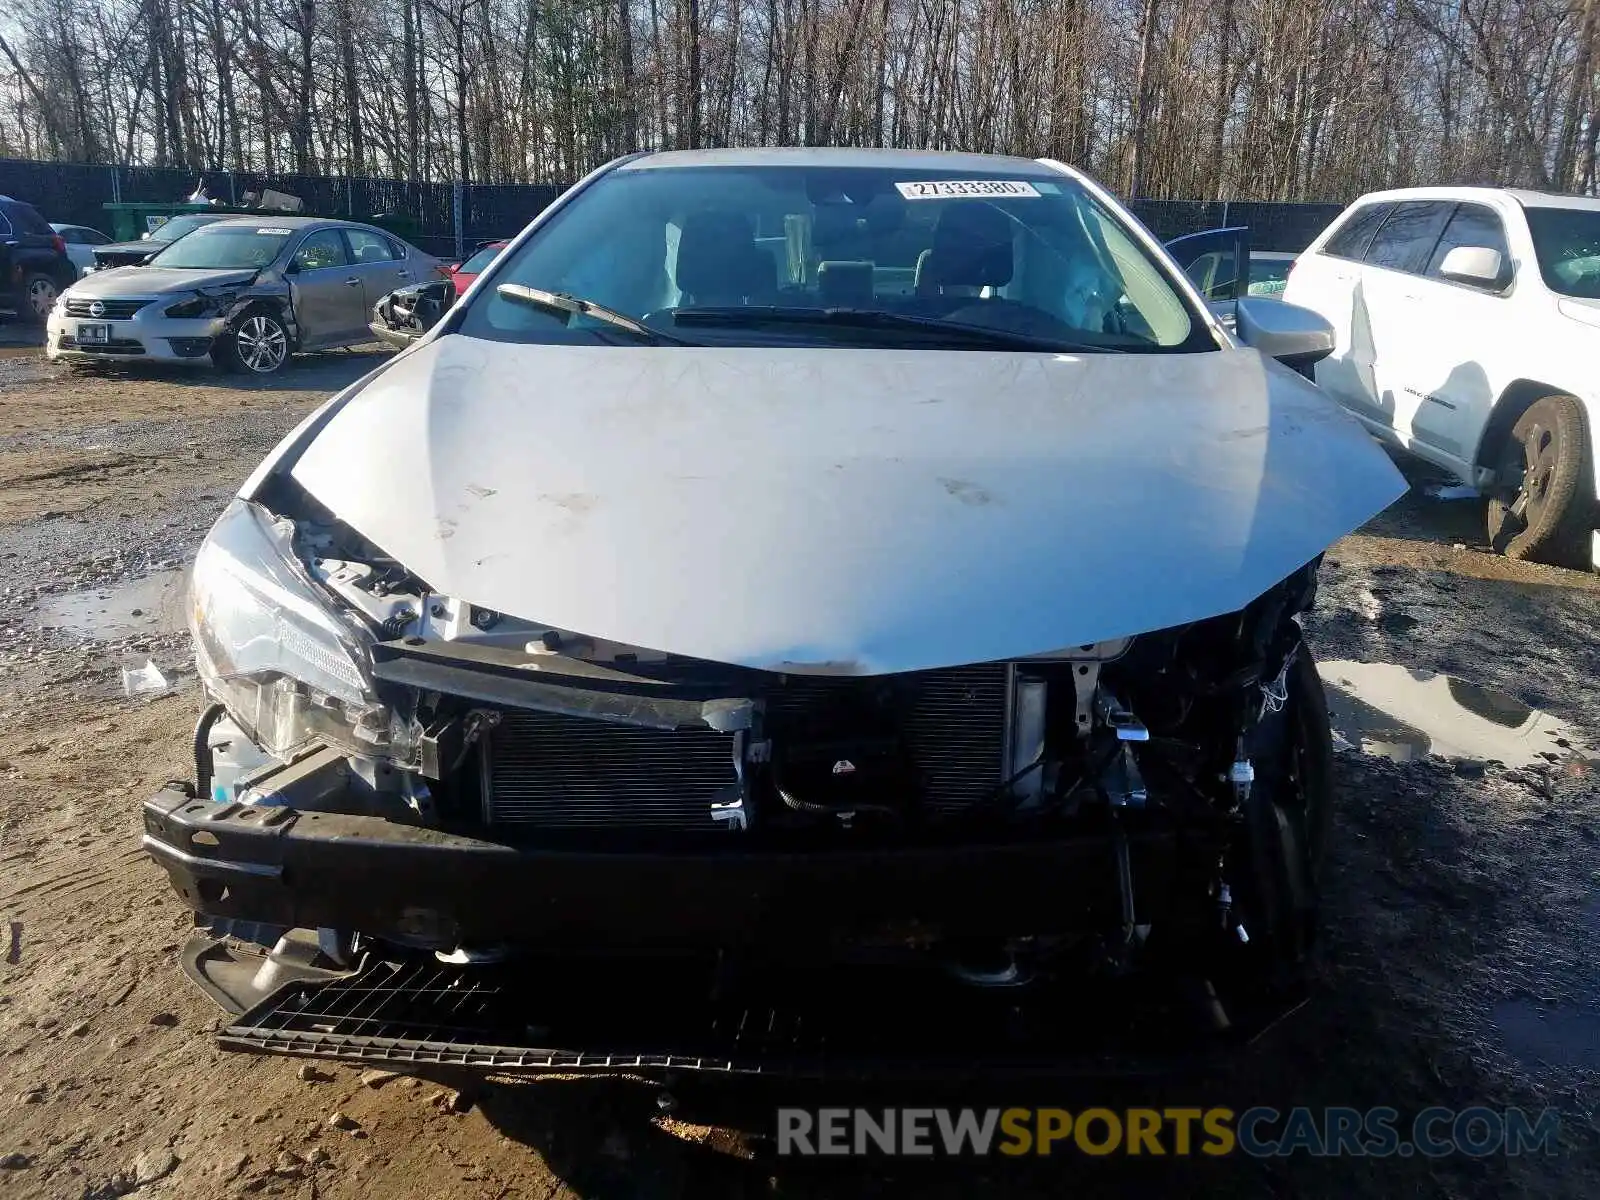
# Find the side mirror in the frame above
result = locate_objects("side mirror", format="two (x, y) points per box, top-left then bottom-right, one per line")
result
(284, 258), (301, 275)
(1235, 297), (1335, 374)
(1438, 245), (1504, 289)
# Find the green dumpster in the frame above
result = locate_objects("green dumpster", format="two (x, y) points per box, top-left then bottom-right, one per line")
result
(100, 201), (251, 242)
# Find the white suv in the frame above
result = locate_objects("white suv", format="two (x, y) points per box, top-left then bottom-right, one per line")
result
(1284, 187), (1600, 567)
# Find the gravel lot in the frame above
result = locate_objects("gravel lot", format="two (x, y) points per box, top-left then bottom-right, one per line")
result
(0, 345), (1595, 1199)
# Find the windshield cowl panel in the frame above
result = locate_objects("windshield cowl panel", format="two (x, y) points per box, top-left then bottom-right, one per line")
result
(458, 163), (1216, 354)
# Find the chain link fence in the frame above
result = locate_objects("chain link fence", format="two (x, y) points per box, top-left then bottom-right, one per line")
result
(3, 157), (1344, 258)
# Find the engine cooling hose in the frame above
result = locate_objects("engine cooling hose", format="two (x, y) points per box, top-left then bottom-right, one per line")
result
(193, 703), (227, 802)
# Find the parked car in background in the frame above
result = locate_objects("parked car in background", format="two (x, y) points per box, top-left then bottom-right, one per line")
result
(448, 239), (509, 293)
(0, 195), (76, 322)
(1284, 186), (1600, 567)
(49, 223), (113, 278)
(1166, 229), (1297, 303)
(145, 148), (1406, 1079)
(1245, 251), (1297, 298)
(89, 212), (235, 271)
(47, 216), (438, 373)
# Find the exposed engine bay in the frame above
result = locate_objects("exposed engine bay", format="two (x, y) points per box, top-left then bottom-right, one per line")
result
(368, 277), (456, 349)
(215, 480), (1319, 853)
(149, 482), (1331, 1074)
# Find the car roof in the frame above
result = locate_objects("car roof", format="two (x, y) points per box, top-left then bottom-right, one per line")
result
(203, 215), (345, 230)
(619, 147), (1058, 174)
(1344, 185), (1600, 212)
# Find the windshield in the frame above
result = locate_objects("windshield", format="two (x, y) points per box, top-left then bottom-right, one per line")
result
(1523, 206), (1600, 299)
(458, 164), (1208, 352)
(148, 225), (292, 270)
(458, 244), (504, 273)
(150, 214), (219, 243)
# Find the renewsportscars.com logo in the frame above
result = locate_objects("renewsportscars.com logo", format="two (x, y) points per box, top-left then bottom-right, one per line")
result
(776, 1106), (1562, 1158)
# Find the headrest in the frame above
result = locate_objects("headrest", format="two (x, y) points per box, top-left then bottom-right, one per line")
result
(916, 202), (1014, 291)
(816, 260), (874, 306)
(675, 210), (768, 299)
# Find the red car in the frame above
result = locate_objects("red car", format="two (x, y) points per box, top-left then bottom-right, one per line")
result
(449, 240), (508, 293)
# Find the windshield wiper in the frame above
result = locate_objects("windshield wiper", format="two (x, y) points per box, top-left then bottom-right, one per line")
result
(495, 284), (692, 345)
(671, 306), (1125, 353)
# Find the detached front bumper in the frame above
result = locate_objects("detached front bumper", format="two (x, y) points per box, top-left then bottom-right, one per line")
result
(143, 787), (1309, 1077)
(141, 785), (1178, 952)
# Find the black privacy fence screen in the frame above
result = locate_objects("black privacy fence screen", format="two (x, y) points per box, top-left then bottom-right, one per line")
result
(2, 157), (1344, 260)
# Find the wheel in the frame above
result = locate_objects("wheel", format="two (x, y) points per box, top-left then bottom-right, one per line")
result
(1485, 394), (1594, 567)
(21, 272), (59, 324)
(214, 308), (291, 375)
(1234, 649), (1333, 982)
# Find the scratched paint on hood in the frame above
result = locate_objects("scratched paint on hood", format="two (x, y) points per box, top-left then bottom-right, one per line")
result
(280, 337), (1406, 675)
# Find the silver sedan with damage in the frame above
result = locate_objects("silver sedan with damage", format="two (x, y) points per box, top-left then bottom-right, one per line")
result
(46, 216), (438, 374)
(145, 149), (1410, 1078)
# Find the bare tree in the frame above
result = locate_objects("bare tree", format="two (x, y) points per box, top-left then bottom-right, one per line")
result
(0, 0), (1594, 199)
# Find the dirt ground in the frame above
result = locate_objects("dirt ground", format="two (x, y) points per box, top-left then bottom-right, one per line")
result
(0, 345), (1596, 1199)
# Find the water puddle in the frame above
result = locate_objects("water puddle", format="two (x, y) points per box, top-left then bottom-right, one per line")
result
(1490, 896), (1600, 1074)
(1491, 996), (1600, 1073)
(1321, 659), (1591, 768)
(34, 569), (188, 641)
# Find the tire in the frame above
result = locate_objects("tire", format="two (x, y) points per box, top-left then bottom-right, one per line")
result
(21, 272), (59, 324)
(1235, 650), (1333, 983)
(213, 307), (292, 375)
(1485, 394), (1594, 567)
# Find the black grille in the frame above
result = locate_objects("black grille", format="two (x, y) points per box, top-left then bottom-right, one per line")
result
(482, 663), (1009, 830)
(484, 711), (738, 830)
(63, 296), (151, 319)
(58, 336), (145, 354)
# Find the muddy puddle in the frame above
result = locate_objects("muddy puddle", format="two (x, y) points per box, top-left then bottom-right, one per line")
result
(1321, 659), (1592, 769)
(33, 568), (188, 641)
(1490, 897), (1600, 1074)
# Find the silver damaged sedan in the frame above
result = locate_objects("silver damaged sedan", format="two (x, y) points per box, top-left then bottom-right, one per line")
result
(142, 149), (1407, 1077)
(47, 216), (438, 374)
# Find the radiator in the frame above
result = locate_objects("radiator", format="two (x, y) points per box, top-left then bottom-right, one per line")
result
(482, 664), (1009, 830)
(482, 712), (739, 830)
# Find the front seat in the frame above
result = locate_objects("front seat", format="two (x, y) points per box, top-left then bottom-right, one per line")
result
(674, 211), (775, 306)
(914, 202), (1015, 297)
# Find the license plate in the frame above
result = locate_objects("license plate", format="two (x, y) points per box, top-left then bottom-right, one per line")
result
(77, 323), (110, 344)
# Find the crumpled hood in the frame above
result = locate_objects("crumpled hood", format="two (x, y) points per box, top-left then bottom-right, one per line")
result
(285, 337), (1406, 675)
(68, 266), (258, 297)
(94, 239), (164, 257)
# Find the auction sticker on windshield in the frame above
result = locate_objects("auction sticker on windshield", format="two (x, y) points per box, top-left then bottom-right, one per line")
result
(256, 228), (293, 235)
(895, 180), (1041, 200)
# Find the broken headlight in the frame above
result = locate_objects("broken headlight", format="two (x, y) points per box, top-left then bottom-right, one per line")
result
(191, 498), (414, 763)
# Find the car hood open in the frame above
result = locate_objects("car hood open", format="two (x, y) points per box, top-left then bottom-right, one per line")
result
(282, 337), (1405, 675)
